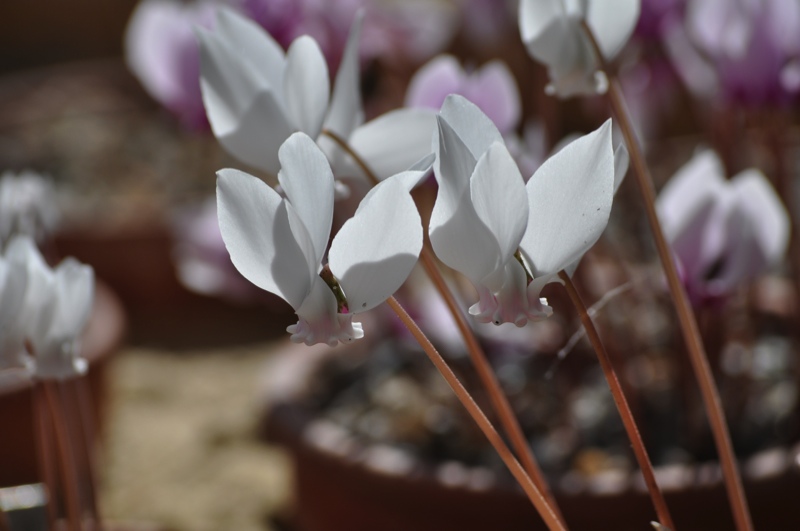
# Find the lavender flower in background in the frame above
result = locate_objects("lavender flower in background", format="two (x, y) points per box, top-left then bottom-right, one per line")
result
(125, 0), (218, 129)
(657, 150), (790, 306)
(171, 198), (264, 302)
(406, 54), (521, 136)
(665, 0), (800, 105)
(239, 0), (455, 69)
(0, 171), (60, 247)
(636, 0), (685, 39)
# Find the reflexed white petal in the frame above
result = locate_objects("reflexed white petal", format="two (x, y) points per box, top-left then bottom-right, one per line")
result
(6, 236), (57, 347)
(323, 10), (365, 138)
(729, 169), (790, 268)
(216, 168), (313, 309)
(210, 91), (293, 175)
(439, 95), (503, 161)
(520, 120), (614, 276)
(0, 257), (29, 369)
(656, 150), (726, 242)
(430, 118), (501, 283)
(214, 7), (286, 99)
(284, 36), (330, 136)
(519, 0), (566, 60)
(277, 133), (334, 266)
(470, 142), (528, 263)
(329, 177), (422, 313)
(344, 108), (436, 181)
(586, 0), (641, 60)
(51, 258), (94, 339)
(613, 142), (629, 193)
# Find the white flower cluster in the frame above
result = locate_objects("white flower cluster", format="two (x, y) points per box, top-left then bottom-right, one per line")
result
(0, 237), (94, 381)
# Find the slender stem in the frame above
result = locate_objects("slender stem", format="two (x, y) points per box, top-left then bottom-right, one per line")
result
(43, 381), (83, 531)
(580, 21), (753, 531)
(419, 248), (567, 527)
(0, 504), (10, 531)
(34, 382), (60, 528)
(322, 127), (566, 526)
(74, 377), (103, 531)
(558, 271), (675, 529)
(386, 297), (567, 531)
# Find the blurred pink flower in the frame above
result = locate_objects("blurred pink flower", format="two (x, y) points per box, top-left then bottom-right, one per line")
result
(406, 54), (521, 135)
(125, 0), (217, 129)
(665, 0), (800, 105)
(657, 150), (790, 305)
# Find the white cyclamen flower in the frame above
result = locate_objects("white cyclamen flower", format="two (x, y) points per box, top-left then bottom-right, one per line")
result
(519, 0), (640, 97)
(216, 132), (424, 346)
(6, 237), (95, 380)
(0, 171), (59, 246)
(431, 95), (620, 326)
(198, 7), (434, 181)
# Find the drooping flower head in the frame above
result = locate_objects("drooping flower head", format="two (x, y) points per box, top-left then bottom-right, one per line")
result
(198, 7), (435, 183)
(657, 150), (790, 305)
(125, 0), (217, 129)
(216, 132), (425, 346)
(518, 0), (641, 97)
(430, 95), (623, 326)
(4, 237), (95, 380)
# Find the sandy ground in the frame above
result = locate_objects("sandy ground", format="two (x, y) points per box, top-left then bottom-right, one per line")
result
(99, 344), (291, 531)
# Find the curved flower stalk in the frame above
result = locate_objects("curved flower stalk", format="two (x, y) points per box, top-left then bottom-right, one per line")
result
(406, 54), (521, 136)
(430, 95), (620, 326)
(125, 0), (217, 129)
(5, 237), (95, 380)
(0, 171), (59, 247)
(216, 132), (424, 346)
(657, 150), (790, 305)
(519, 0), (641, 97)
(198, 7), (435, 180)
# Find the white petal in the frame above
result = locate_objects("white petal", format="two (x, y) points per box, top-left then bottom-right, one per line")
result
(613, 142), (629, 194)
(470, 142), (529, 263)
(439, 95), (503, 161)
(214, 7), (286, 101)
(430, 117), (501, 283)
(520, 120), (614, 276)
(283, 36), (330, 136)
(6, 236), (57, 346)
(343, 108), (436, 181)
(656, 150), (726, 242)
(322, 10), (365, 138)
(201, 79), (292, 175)
(51, 258), (94, 339)
(519, 0), (566, 56)
(277, 133), (334, 267)
(586, 0), (640, 60)
(216, 168), (313, 309)
(328, 177), (422, 313)
(729, 169), (790, 268)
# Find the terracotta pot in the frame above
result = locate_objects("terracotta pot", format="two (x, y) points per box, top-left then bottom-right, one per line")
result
(261, 344), (800, 531)
(0, 281), (126, 488)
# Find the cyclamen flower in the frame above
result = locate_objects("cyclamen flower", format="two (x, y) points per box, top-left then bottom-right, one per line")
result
(519, 0), (641, 97)
(657, 150), (790, 305)
(198, 8), (434, 180)
(0, 248), (30, 376)
(405, 54), (521, 135)
(216, 132), (424, 346)
(430, 95), (622, 326)
(665, 0), (800, 105)
(4, 237), (95, 380)
(125, 0), (217, 129)
(0, 171), (59, 247)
